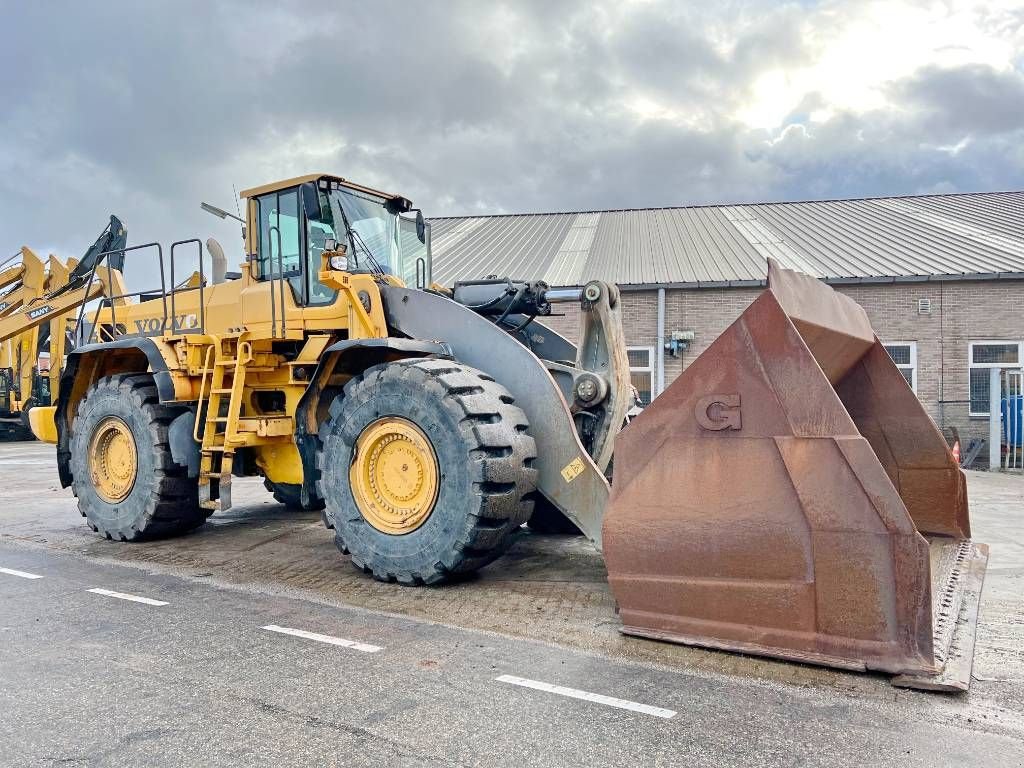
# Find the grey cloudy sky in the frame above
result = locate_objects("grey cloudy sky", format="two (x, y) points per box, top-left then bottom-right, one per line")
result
(1, 1), (1022, 287)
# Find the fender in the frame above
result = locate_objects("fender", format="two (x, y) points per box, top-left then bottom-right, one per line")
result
(293, 337), (452, 508)
(54, 336), (176, 488)
(380, 285), (623, 548)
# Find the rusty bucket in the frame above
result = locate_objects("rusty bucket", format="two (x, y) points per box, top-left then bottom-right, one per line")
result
(603, 260), (988, 691)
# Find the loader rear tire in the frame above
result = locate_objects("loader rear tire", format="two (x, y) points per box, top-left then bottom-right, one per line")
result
(262, 478), (326, 511)
(317, 358), (537, 585)
(70, 374), (209, 541)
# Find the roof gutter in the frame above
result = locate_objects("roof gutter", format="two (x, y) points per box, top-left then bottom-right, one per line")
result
(611, 271), (1024, 292)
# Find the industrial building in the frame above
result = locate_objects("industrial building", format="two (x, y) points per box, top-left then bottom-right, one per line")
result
(429, 191), (1024, 451)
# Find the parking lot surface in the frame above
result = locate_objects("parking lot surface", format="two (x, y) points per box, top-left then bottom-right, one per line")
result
(1, 442), (1022, 766)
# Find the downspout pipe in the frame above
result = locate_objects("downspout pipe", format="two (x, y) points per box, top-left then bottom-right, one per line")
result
(656, 287), (665, 396)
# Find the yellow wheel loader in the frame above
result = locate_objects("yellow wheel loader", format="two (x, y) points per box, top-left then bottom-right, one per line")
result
(31, 174), (987, 691)
(0, 246), (52, 440)
(0, 218), (128, 439)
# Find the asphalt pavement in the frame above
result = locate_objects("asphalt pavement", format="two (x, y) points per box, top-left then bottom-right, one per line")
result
(2, 542), (1023, 768)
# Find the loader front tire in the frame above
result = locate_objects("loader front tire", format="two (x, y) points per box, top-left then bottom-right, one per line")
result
(70, 374), (208, 541)
(317, 358), (537, 585)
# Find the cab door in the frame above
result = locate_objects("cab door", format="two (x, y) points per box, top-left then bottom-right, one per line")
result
(253, 186), (340, 308)
(253, 187), (304, 304)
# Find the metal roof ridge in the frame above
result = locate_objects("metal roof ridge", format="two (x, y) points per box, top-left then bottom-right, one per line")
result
(428, 190), (1024, 221)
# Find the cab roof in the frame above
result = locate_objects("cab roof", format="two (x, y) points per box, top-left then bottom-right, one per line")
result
(239, 173), (399, 201)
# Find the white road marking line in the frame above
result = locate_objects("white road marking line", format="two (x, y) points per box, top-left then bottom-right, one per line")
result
(495, 674), (676, 719)
(261, 624), (383, 653)
(86, 588), (168, 606)
(0, 567), (43, 580)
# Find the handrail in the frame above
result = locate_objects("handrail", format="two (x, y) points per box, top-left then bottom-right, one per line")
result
(268, 225), (286, 339)
(74, 241), (165, 346)
(170, 239), (206, 334)
(267, 226), (278, 339)
(278, 249), (286, 339)
(416, 257), (426, 290)
(71, 236), (216, 344)
(193, 344), (216, 442)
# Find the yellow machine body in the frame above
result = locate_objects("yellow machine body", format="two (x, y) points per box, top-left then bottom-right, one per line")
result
(45, 175), (410, 504)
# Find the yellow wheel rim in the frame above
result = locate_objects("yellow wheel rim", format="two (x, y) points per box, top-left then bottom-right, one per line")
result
(350, 417), (439, 535)
(88, 416), (138, 503)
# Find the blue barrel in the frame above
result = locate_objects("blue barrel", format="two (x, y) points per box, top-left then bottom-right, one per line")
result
(1002, 395), (1024, 447)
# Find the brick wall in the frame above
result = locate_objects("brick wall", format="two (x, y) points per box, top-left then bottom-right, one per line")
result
(539, 280), (1024, 448)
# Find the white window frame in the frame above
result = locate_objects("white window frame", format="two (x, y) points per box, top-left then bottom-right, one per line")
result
(627, 346), (655, 405)
(968, 340), (1023, 417)
(883, 341), (917, 394)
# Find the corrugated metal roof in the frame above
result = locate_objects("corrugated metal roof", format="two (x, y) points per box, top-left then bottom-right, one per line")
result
(428, 191), (1024, 288)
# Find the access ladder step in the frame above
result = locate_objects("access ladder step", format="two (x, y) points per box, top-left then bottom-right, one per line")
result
(198, 453), (234, 511)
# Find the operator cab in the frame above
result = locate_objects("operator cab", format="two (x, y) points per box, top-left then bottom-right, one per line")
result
(241, 174), (431, 307)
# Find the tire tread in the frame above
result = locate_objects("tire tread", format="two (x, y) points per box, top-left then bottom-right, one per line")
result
(317, 358), (537, 585)
(71, 373), (209, 541)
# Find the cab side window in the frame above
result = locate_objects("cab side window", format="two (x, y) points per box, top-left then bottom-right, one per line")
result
(256, 189), (303, 300)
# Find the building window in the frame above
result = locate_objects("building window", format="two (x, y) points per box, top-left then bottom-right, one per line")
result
(969, 341), (1022, 416)
(883, 342), (917, 393)
(627, 346), (655, 406)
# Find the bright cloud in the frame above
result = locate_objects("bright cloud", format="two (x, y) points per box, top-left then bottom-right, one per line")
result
(0, 0), (1020, 280)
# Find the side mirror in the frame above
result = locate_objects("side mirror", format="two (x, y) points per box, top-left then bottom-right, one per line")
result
(300, 182), (321, 222)
(415, 210), (426, 244)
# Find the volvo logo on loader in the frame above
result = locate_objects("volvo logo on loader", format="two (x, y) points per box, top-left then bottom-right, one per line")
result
(695, 394), (742, 430)
(132, 313), (199, 336)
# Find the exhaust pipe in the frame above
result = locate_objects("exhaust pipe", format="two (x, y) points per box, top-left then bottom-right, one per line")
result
(206, 238), (227, 285)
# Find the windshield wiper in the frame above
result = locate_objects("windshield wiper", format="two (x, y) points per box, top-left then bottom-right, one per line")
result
(332, 201), (386, 277)
(348, 227), (387, 277)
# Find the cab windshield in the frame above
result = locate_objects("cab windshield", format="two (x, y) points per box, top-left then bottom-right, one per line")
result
(257, 181), (429, 306)
(323, 188), (402, 278)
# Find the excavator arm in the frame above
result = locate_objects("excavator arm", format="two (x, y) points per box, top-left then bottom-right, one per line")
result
(0, 216), (128, 439)
(0, 268), (124, 345)
(0, 247), (47, 317)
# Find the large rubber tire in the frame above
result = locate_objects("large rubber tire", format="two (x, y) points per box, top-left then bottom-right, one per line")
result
(262, 478), (326, 511)
(317, 358), (537, 585)
(0, 421), (34, 442)
(70, 374), (209, 541)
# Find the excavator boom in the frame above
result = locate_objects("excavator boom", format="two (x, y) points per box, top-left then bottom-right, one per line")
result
(0, 217), (127, 439)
